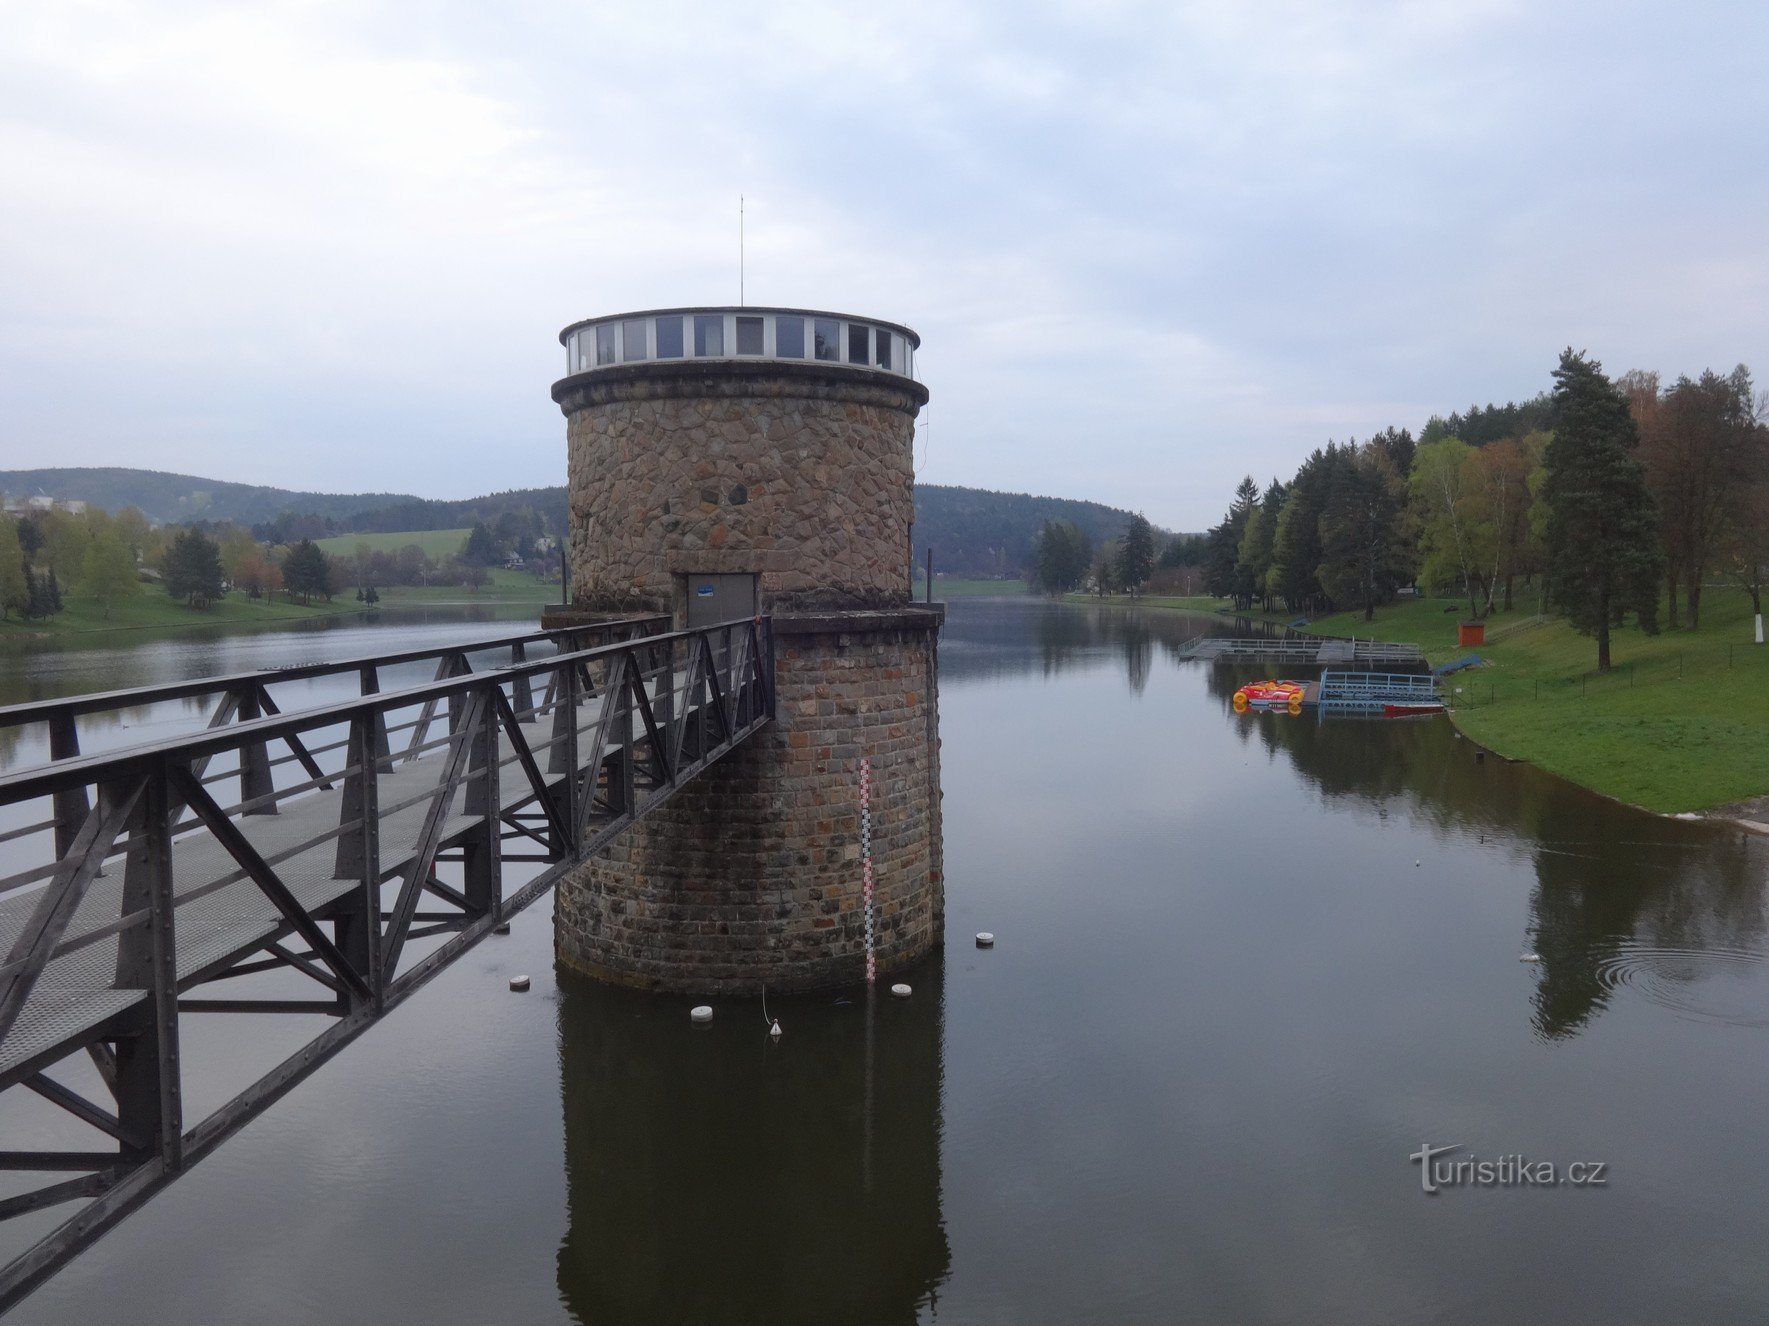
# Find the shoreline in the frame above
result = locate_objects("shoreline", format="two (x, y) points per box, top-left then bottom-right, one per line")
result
(1070, 591), (1769, 821)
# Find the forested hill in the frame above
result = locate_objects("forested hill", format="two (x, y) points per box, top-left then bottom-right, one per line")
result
(909, 486), (1156, 577)
(0, 468), (410, 528)
(1, 467), (1152, 578)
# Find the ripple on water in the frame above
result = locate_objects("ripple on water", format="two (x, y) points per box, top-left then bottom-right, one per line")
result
(1589, 941), (1769, 1029)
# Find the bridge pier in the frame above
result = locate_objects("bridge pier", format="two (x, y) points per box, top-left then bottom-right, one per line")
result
(548, 307), (943, 993)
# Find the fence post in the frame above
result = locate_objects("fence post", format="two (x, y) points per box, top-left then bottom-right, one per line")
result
(47, 711), (90, 859)
(332, 713), (383, 1012)
(463, 682), (503, 918)
(116, 758), (183, 1168)
(236, 686), (276, 817)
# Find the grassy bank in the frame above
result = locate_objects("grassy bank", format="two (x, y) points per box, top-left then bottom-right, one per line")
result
(0, 569), (557, 642)
(926, 577), (1030, 597)
(1061, 592), (1222, 612)
(0, 589), (350, 640)
(314, 528), (470, 558)
(373, 569), (557, 605)
(1154, 589), (1769, 815)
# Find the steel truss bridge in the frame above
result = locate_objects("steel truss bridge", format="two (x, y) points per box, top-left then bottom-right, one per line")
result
(0, 615), (774, 1312)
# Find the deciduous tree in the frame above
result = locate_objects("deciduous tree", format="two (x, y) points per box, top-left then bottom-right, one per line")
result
(1409, 437), (1482, 617)
(0, 520), (27, 620)
(81, 529), (140, 618)
(1029, 520), (1092, 595)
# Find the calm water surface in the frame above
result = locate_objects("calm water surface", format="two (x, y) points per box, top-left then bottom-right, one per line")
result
(9, 599), (1769, 1324)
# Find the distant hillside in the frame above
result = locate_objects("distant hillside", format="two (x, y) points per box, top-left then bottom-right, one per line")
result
(2, 466), (1155, 578)
(0, 467), (410, 527)
(910, 486), (1160, 577)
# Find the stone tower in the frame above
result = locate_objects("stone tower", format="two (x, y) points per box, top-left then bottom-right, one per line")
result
(548, 306), (942, 993)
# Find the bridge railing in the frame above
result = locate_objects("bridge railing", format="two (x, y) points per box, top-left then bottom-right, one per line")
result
(0, 614), (772, 1312)
(0, 616), (671, 857)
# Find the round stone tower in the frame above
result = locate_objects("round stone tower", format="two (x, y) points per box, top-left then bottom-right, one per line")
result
(548, 306), (943, 993)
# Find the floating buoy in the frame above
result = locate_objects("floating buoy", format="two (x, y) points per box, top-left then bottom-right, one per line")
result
(691, 1005), (713, 1023)
(890, 983), (912, 998)
(1520, 953), (1542, 963)
(509, 975), (530, 992)
(976, 932), (995, 948)
(769, 1019), (782, 1039)
(1414, 860), (1421, 867)
(493, 922), (511, 935)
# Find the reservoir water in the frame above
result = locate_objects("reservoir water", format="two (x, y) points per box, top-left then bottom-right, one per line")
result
(7, 599), (1769, 1323)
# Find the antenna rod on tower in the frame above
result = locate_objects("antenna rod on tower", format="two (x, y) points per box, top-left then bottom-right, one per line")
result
(740, 194), (745, 306)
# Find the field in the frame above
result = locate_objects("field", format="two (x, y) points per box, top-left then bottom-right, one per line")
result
(313, 529), (471, 558)
(0, 588), (347, 640)
(927, 577), (1030, 597)
(1183, 589), (1769, 814)
(375, 568), (557, 605)
(0, 568), (559, 643)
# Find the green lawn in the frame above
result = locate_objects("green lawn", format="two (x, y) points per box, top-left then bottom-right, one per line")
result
(0, 568), (560, 642)
(314, 528), (471, 558)
(0, 588), (349, 640)
(1143, 589), (1769, 814)
(375, 569), (558, 605)
(1063, 592), (1222, 611)
(926, 577), (1030, 597)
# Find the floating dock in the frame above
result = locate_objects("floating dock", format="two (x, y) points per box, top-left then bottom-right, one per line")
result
(1312, 670), (1441, 714)
(1175, 636), (1426, 667)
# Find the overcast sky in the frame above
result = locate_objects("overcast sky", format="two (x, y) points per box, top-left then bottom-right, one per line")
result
(2, 1), (1765, 530)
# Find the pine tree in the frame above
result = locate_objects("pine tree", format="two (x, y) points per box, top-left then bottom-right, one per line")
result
(1318, 444), (1407, 622)
(282, 539), (330, 604)
(1542, 349), (1664, 671)
(163, 529), (226, 607)
(1120, 514), (1155, 594)
(463, 522), (499, 567)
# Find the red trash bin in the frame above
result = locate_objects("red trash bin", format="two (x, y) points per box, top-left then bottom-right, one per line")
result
(1458, 620), (1486, 647)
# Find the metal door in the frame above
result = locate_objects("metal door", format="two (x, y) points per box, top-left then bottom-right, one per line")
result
(684, 573), (758, 627)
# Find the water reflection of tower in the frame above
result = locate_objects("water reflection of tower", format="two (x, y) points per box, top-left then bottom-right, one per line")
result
(554, 957), (950, 1324)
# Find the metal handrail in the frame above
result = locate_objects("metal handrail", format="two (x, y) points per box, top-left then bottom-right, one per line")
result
(0, 616), (749, 804)
(0, 616), (669, 732)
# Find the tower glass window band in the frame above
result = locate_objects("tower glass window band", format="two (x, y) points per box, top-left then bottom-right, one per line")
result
(776, 316), (805, 358)
(694, 314), (724, 357)
(813, 318), (840, 361)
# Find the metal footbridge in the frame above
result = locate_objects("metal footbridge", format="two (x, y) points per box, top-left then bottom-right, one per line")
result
(0, 615), (774, 1312)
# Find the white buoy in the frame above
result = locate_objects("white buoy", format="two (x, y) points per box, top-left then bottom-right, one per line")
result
(976, 932), (995, 948)
(509, 975), (530, 992)
(1414, 860), (1421, 867)
(890, 983), (912, 998)
(691, 1005), (714, 1023)
(769, 1019), (782, 1039)
(1520, 953), (1542, 963)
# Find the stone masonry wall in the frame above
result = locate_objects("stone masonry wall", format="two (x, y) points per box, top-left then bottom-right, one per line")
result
(557, 365), (925, 615)
(555, 619), (943, 994)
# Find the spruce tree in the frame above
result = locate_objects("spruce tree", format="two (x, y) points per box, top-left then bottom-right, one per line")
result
(1120, 514), (1155, 594)
(282, 539), (330, 604)
(164, 529), (226, 607)
(1542, 349), (1663, 671)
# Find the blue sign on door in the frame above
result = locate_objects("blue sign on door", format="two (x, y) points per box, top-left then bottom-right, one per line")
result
(696, 584), (715, 597)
